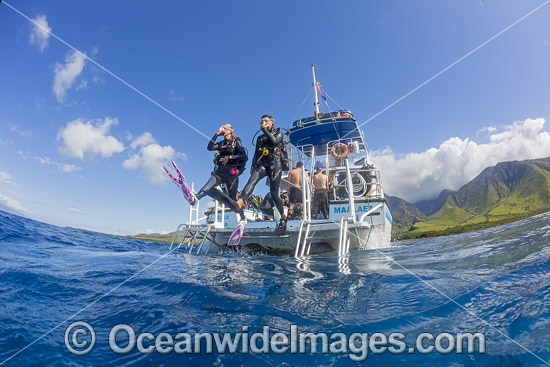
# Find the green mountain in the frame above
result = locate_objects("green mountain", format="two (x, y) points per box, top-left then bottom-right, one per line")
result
(386, 195), (426, 233)
(414, 189), (455, 216)
(392, 157), (550, 239)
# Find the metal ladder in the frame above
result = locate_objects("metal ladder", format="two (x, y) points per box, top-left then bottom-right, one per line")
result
(337, 159), (358, 255)
(169, 224), (215, 254)
(295, 221), (312, 257)
(168, 181), (219, 255)
(338, 217), (352, 255)
(295, 168), (313, 257)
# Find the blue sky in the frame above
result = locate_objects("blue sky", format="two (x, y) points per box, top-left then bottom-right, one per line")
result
(1, 0), (550, 234)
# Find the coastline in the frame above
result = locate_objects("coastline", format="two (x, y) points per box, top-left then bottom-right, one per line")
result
(393, 209), (550, 241)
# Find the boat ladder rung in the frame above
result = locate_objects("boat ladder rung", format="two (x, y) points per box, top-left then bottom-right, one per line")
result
(295, 220), (312, 257)
(169, 224), (215, 254)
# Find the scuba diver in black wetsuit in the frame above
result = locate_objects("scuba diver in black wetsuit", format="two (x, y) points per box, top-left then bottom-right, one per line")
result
(237, 114), (288, 235)
(260, 190), (289, 218)
(192, 124), (247, 224)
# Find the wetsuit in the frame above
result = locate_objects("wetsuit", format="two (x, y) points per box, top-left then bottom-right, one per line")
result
(260, 192), (275, 217)
(260, 192), (289, 218)
(196, 133), (247, 221)
(240, 127), (285, 218)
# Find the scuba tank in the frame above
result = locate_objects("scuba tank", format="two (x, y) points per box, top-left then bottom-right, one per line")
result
(254, 128), (290, 171)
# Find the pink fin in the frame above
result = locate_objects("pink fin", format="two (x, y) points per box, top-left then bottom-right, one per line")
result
(227, 221), (247, 246)
(164, 165), (182, 185)
(164, 161), (195, 204)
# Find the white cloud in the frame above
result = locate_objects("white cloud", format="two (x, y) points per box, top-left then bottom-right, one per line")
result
(138, 229), (169, 235)
(371, 118), (550, 203)
(76, 79), (88, 91)
(544, 40), (550, 47)
(53, 51), (86, 103)
(58, 117), (125, 159)
(17, 151), (28, 160)
(123, 133), (185, 184)
(169, 90), (185, 102)
(91, 75), (106, 86)
(0, 193), (31, 215)
(0, 171), (15, 185)
(0, 140), (13, 145)
(34, 97), (46, 112)
(35, 156), (82, 173)
(9, 124), (32, 138)
(476, 125), (496, 136)
(130, 132), (156, 149)
(29, 14), (51, 53)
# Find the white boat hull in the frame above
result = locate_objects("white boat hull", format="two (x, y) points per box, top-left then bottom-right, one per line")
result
(206, 199), (392, 254)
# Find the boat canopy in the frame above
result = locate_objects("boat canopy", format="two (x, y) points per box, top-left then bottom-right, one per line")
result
(288, 110), (364, 156)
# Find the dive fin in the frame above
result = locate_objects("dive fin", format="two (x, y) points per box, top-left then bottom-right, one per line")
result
(227, 220), (247, 246)
(163, 160), (196, 205)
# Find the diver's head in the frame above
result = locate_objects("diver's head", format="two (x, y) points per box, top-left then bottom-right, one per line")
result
(220, 124), (234, 139)
(260, 114), (274, 131)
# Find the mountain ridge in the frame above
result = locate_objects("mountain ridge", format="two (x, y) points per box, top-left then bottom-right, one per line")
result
(388, 157), (550, 240)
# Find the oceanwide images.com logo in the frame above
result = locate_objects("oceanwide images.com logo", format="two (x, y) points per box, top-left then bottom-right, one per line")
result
(64, 322), (486, 361)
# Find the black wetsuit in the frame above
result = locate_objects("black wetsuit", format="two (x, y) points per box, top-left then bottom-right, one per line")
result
(196, 133), (247, 221)
(260, 192), (289, 217)
(241, 127), (285, 217)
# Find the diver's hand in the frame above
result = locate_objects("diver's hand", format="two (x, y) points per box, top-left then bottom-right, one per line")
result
(219, 156), (229, 165)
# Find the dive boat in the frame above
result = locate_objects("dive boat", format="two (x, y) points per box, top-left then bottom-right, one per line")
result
(168, 65), (392, 256)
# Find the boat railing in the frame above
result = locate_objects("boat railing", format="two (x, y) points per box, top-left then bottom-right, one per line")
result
(359, 203), (384, 222)
(291, 109), (354, 127)
(186, 182), (228, 228)
(344, 159), (356, 223)
(301, 163), (312, 221)
(187, 183), (204, 225)
(213, 199), (226, 228)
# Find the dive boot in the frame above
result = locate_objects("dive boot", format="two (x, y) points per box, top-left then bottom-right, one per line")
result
(273, 217), (287, 236)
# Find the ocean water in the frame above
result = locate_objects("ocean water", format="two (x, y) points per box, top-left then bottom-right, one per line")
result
(1, 209), (550, 366)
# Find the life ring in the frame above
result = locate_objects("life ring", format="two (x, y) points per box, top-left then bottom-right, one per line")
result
(331, 142), (348, 161)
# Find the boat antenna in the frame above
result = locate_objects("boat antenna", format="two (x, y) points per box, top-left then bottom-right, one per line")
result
(312, 64), (320, 119)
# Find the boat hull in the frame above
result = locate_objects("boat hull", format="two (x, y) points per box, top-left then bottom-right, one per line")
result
(207, 199), (392, 254)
